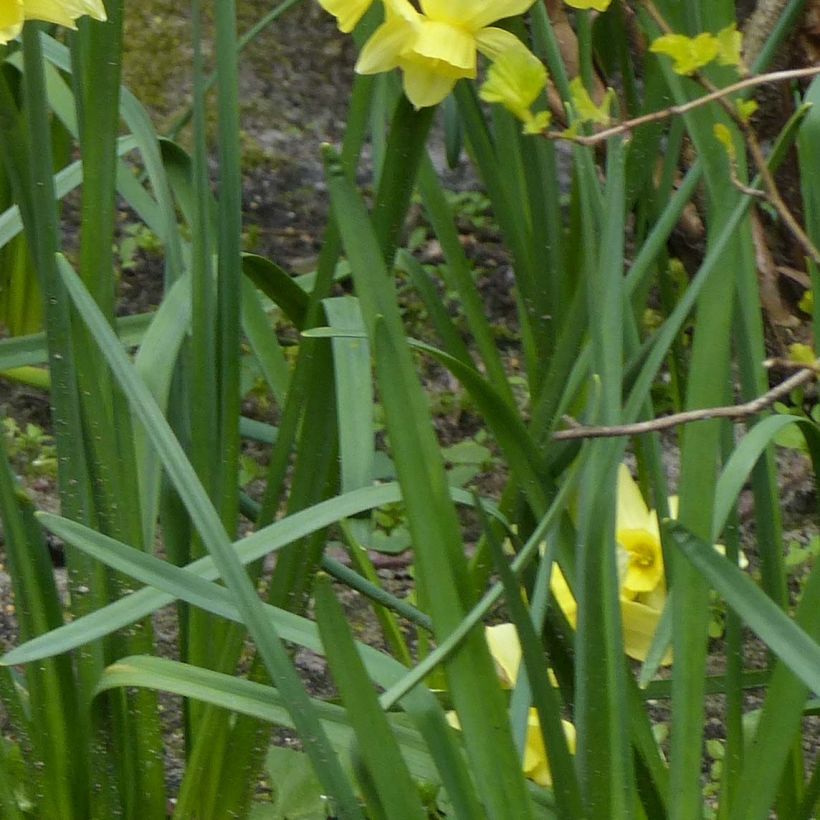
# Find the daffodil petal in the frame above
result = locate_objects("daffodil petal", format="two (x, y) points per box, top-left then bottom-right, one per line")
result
(474, 26), (528, 61)
(522, 710), (550, 784)
(400, 61), (458, 107)
(421, 0), (535, 31)
(0, 0), (105, 41)
(564, 0), (612, 10)
(355, 17), (415, 74)
(479, 46), (546, 120)
(412, 20), (476, 73)
(485, 623), (522, 688)
(384, 0), (420, 23)
(522, 711), (576, 787)
(616, 464), (652, 531)
(317, 0), (373, 33)
(0, 0), (23, 44)
(619, 527), (664, 594)
(621, 597), (671, 664)
(21, 0), (75, 25)
(714, 542), (749, 569)
(550, 565), (578, 626)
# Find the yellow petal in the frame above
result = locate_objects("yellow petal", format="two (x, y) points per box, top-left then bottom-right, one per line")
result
(0, 0), (23, 44)
(522, 711), (576, 787)
(716, 22), (743, 67)
(550, 565), (578, 627)
(714, 542), (749, 570)
(650, 32), (720, 76)
(57, 0), (106, 20)
(421, 0), (535, 31)
(479, 46), (547, 121)
(474, 26), (527, 61)
(569, 76), (612, 125)
(400, 60), (460, 107)
(563, 0), (612, 10)
(616, 464), (652, 532)
(621, 596), (671, 664)
(522, 109), (552, 135)
(317, 0), (373, 33)
(619, 527), (664, 595)
(355, 16), (415, 74)
(21, 0), (75, 26)
(485, 623), (522, 688)
(384, 0), (422, 23)
(413, 20), (476, 73)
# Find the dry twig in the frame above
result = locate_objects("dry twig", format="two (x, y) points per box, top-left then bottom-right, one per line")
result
(553, 366), (817, 440)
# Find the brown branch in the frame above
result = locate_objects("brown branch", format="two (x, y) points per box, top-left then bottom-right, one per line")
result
(552, 367), (817, 440)
(545, 64), (820, 147)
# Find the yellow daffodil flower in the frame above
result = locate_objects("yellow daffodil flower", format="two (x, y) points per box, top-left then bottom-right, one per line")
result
(563, 0), (612, 11)
(650, 24), (744, 77)
(551, 465), (672, 663)
(448, 624), (575, 787)
(479, 47), (551, 134)
(352, 0), (538, 109)
(551, 465), (746, 663)
(0, 0), (106, 44)
(447, 704), (574, 787)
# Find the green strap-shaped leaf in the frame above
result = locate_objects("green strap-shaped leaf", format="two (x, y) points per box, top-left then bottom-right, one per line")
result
(315, 577), (428, 820)
(668, 522), (820, 695)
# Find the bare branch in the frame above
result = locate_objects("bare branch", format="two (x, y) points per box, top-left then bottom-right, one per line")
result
(544, 65), (820, 147)
(552, 367), (817, 440)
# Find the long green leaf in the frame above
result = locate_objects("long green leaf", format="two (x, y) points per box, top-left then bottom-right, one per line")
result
(315, 578), (427, 820)
(54, 255), (363, 817)
(326, 141), (536, 817)
(94, 656), (440, 785)
(668, 523), (820, 694)
(30, 510), (484, 818)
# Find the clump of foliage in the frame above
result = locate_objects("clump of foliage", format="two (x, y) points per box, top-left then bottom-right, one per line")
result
(0, 0), (817, 818)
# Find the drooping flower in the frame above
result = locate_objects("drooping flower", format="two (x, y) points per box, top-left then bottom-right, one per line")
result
(0, 0), (107, 44)
(479, 47), (551, 134)
(354, 0), (538, 109)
